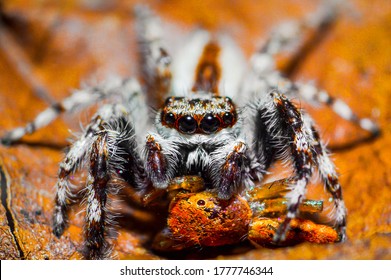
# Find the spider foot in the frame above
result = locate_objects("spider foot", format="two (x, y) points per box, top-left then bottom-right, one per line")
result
(52, 205), (68, 238)
(83, 239), (112, 260)
(272, 229), (287, 245)
(336, 225), (347, 242)
(1, 127), (27, 145)
(52, 223), (66, 238)
(272, 216), (292, 244)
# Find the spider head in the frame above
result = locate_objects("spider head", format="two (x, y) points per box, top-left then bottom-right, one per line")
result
(160, 96), (237, 134)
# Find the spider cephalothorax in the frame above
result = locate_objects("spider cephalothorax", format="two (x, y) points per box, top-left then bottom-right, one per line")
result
(1, 3), (380, 259)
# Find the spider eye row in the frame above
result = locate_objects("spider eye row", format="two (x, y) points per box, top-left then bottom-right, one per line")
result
(162, 111), (236, 134)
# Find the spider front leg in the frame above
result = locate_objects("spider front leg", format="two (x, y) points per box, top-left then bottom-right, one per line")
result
(53, 125), (114, 259)
(53, 104), (146, 259)
(53, 114), (106, 237)
(251, 92), (315, 243)
(84, 132), (111, 259)
(273, 94), (316, 242)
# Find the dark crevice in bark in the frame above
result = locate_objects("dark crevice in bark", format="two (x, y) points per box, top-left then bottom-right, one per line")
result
(0, 166), (25, 259)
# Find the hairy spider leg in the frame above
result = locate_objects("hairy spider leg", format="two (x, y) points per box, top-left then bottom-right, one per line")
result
(244, 0), (380, 137)
(134, 5), (172, 109)
(260, 0), (340, 61)
(1, 78), (143, 145)
(84, 133), (112, 259)
(53, 102), (148, 259)
(249, 92), (315, 242)
(85, 111), (150, 260)
(290, 81), (380, 136)
(52, 114), (103, 237)
(304, 114), (347, 240)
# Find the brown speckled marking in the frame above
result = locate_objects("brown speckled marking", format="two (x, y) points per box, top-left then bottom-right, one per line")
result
(219, 142), (246, 200)
(273, 93), (314, 241)
(192, 42), (221, 94)
(84, 134), (110, 260)
(145, 135), (168, 186)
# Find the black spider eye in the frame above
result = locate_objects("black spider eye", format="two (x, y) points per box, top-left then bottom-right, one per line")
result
(222, 112), (234, 126)
(164, 112), (176, 125)
(200, 114), (220, 134)
(178, 115), (197, 134)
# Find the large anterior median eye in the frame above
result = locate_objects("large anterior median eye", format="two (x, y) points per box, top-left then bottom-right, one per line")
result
(200, 113), (220, 134)
(178, 115), (198, 134)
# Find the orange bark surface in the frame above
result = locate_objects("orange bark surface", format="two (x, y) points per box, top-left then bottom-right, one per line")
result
(0, 0), (390, 259)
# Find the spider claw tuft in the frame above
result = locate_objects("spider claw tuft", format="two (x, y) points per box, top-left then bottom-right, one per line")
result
(52, 219), (66, 238)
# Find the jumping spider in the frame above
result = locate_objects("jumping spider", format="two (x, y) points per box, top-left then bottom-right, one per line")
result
(1, 3), (380, 259)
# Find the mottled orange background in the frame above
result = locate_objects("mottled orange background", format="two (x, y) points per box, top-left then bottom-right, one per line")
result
(0, 0), (390, 259)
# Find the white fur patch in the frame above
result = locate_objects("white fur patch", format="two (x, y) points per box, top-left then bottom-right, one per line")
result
(56, 180), (68, 205)
(250, 53), (275, 75)
(332, 99), (353, 120)
(186, 146), (210, 171)
(54, 210), (63, 225)
(333, 199), (347, 224)
(171, 30), (210, 95)
(87, 190), (102, 223)
(219, 35), (246, 98)
(360, 118), (378, 133)
(298, 83), (317, 102)
(286, 178), (307, 208)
